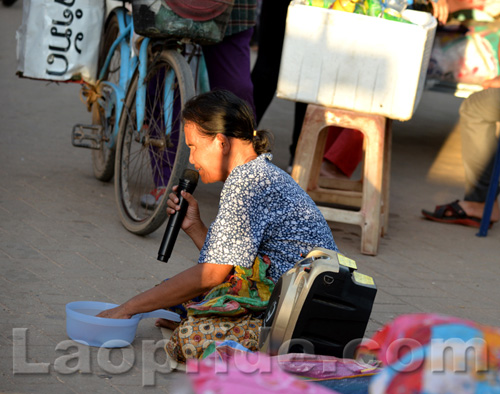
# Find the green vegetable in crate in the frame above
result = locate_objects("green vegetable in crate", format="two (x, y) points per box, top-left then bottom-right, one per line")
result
(364, 0), (382, 17)
(354, 2), (367, 14)
(383, 9), (413, 22)
(382, 7), (404, 21)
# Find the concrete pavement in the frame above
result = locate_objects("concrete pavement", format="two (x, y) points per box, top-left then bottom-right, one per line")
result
(1, 2), (500, 393)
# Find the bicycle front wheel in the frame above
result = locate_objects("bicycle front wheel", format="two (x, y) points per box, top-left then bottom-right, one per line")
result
(115, 49), (195, 235)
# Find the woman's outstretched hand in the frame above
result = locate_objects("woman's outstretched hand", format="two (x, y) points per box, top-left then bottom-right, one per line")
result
(96, 305), (132, 319)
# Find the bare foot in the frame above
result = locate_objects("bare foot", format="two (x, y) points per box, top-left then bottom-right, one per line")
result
(155, 318), (179, 330)
(458, 200), (500, 222)
(320, 160), (348, 179)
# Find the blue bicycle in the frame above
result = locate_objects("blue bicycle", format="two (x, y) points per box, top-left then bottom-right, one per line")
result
(74, 2), (208, 235)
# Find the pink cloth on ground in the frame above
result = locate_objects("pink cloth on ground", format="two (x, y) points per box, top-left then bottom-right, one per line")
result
(184, 343), (379, 394)
(186, 351), (341, 393)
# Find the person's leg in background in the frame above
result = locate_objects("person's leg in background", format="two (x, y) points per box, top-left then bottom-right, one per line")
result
(459, 87), (500, 220)
(288, 102), (308, 169)
(251, 0), (291, 124)
(203, 28), (256, 116)
(421, 87), (500, 226)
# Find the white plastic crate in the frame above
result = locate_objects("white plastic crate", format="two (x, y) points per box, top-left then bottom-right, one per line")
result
(277, 5), (437, 121)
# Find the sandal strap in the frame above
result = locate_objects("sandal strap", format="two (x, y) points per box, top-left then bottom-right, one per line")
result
(434, 200), (466, 219)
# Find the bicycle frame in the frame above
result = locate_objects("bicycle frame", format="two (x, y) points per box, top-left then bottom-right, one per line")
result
(97, 7), (134, 150)
(97, 10), (184, 149)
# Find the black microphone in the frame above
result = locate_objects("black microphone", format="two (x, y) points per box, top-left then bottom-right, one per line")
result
(157, 169), (199, 263)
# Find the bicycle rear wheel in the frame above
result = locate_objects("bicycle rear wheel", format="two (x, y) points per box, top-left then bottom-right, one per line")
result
(114, 49), (194, 235)
(91, 13), (121, 182)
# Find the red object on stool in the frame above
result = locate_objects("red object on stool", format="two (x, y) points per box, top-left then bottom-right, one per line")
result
(323, 127), (364, 178)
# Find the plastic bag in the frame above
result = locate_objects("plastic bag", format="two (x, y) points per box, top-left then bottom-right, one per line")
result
(132, 0), (234, 44)
(427, 22), (500, 85)
(16, 0), (104, 83)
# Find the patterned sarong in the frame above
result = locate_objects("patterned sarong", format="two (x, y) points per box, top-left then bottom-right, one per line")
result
(165, 255), (275, 363)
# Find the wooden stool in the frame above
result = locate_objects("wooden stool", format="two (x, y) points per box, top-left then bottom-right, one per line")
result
(291, 104), (392, 255)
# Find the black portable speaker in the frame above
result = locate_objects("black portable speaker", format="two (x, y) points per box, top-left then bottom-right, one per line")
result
(259, 248), (377, 358)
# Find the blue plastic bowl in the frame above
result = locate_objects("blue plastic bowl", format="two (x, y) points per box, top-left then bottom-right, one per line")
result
(66, 301), (180, 348)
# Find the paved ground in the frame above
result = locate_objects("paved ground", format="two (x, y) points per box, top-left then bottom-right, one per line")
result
(1, 3), (500, 393)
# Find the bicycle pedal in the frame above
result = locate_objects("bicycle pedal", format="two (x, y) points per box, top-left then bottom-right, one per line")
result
(72, 124), (103, 150)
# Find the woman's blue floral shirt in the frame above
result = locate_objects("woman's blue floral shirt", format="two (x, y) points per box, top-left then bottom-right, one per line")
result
(198, 153), (338, 282)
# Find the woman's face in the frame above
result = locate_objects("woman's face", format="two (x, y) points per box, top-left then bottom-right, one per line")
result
(184, 121), (226, 184)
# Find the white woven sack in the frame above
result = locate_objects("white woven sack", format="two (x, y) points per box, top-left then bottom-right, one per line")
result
(16, 0), (104, 83)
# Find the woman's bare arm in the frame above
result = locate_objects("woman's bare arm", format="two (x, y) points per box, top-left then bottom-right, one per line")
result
(96, 262), (233, 319)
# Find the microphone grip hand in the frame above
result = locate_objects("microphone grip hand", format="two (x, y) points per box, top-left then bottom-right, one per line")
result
(158, 192), (189, 263)
(157, 169), (199, 263)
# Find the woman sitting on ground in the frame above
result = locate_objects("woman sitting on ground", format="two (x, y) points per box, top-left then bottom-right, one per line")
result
(97, 89), (337, 363)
